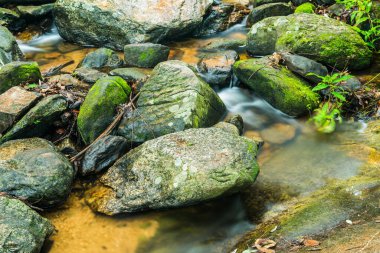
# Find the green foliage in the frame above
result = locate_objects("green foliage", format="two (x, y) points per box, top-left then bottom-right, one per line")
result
(308, 72), (353, 133)
(26, 83), (38, 89)
(337, 0), (380, 50)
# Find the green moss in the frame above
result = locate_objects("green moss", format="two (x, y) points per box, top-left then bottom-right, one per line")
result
(295, 3), (315, 14)
(0, 62), (41, 93)
(139, 48), (155, 62)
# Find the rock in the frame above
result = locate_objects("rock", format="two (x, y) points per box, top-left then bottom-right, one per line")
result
(0, 95), (68, 144)
(0, 0), (55, 3)
(77, 76), (131, 145)
(247, 3), (293, 27)
(247, 14), (373, 70)
(0, 86), (41, 135)
(86, 127), (260, 215)
(327, 3), (346, 17)
(124, 43), (170, 68)
(249, 0), (288, 7)
(73, 67), (108, 85)
(344, 76), (361, 91)
(233, 57), (319, 116)
(0, 26), (24, 65)
(295, 2), (316, 14)
(109, 67), (149, 83)
(213, 121), (240, 135)
(0, 138), (74, 207)
(81, 135), (129, 176)
(197, 50), (239, 86)
(117, 60), (226, 144)
(78, 48), (123, 71)
(0, 61), (41, 94)
(225, 114), (244, 135)
(203, 38), (246, 52)
(54, 0), (213, 49)
(0, 7), (25, 31)
(0, 196), (54, 253)
(280, 52), (328, 84)
(193, 2), (250, 37)
(17, 4), (54, 19)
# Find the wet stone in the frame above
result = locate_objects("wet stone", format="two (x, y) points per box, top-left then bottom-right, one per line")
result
(73, 67), (108, 85)
(78, 48), (123, 70)
(109, 67), (149, 83)
(0, 86), (41, 135)
(247, 3), (293, 27)
(17, 4), (54, 19)
(124, 43), (170, 68)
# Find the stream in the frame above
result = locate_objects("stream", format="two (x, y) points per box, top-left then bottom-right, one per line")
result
(16, 14), (376, 253)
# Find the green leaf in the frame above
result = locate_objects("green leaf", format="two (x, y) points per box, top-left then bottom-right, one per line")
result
(332, 91), (346, 102)
(27, 83), (38, 89)
(312, 83), (329, 91)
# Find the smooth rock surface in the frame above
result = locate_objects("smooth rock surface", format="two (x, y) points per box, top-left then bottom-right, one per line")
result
(0, 86), (41, 135)
(124, 43), (170, 68)
(54, 0), (214, 49)
(73, 67), (108, 85)
(0, 138), (74, 207)
(78, 48), (123, 70)
(117, 60), (226, 144)
(0, 196), (54, 253)
(247, 3), (293, 27)
(86, 127), (260, 215)
(0, 26), (23, 66)
(247, 14), (372, 70)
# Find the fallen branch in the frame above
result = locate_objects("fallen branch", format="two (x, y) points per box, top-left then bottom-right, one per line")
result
(43, 60), (75, 77)
(69, 92), (140, 163)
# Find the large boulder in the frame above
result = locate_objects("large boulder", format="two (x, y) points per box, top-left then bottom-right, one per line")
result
(247, 3), (293, 27)
(233, 57), (319, 116)
(86, 126), (260, 215)
(0, 61), (41, 94)
(54, 0), (214, 49)
(117, 60), (226, 144)
(77, 76), (131, 145)
(0, 138), (75, 207)
(0, 26), (23, 66)
(0, 196), (54, 253)
(0, 95), (68, 144)
(247, 14), (372, 70)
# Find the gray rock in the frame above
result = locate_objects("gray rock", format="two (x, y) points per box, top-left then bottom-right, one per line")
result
(247, 3), (293, 27)
(0, 138), (74, 207)
(225, 114), (244, 135)
(0, 95), (68, 144)
(0, 86), (41, 135)
(202, 38), (246, 51)
(109, 68), (149, 83)
(78, 48), (123, 70)
(197, 50), (239, 86)
(0, 7), (25, 31)
(233, 57), (319, 116)
(17, 4), (54, 19)
(81, 135), (129, 176)
(0, 196), (54, 253)
(117, 60), (226, 144)
(124, 43), (170, 68)
(0, 0), (55, 3)
(0, 61), (41, 94)
(86, 127), (260, 215)
(73, 67), (108, 85)
(280, 53), (328, 84)
(0, 26), (24, 66)
(249, 0), (288, 7)
(77, 77), (131, 145)
(247, 14), (372, 70)
(54, 0), (213, 49)
(344, 76), (361, 91)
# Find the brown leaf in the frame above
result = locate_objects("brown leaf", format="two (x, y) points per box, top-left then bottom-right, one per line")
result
(254, 239), (276, 253)
(303, 239), (320, 247)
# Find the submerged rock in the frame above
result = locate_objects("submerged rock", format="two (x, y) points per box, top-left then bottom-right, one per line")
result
(0, 26), (23, 66)
(124, 43), (170, 68)
(54, 0), (213, 49)
(233, 57), (319, 116)
(203, 38), (246, 52)
(0, 61), (41, 94)
(117, 60), (226, 144)
(247, 14), (372, 70)
(0, 95), (67, 144)
(77, 76), (131, 145)
(0, 138), (74, 207)
(247, 3), (293, 27)
(78, 48), (123, 70)
(0, 196), (54, 253)
(86, 127), (260, 215)
(197, 50), (239, 86)
(0, 86), (41, 135)
(81, 135), (129, 176)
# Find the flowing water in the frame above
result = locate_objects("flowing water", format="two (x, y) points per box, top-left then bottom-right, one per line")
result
(16, 13), (378, 253)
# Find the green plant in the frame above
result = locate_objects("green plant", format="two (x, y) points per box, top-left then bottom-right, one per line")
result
(337, 0), (380, 50)
(26, 83), (38, 89)
(308, 72), (353, 133)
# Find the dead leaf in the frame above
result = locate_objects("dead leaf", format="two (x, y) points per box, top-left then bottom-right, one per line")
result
(303, 239), (320, 247)
(254, 239), (276, 253)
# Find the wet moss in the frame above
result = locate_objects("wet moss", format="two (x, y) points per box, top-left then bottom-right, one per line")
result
(295, 3), (316, 14)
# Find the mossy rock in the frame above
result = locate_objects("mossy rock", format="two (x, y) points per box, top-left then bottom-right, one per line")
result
(77, 48), (123, 70)
(117, 60), (226, 144)
(0, 95), (67, 144)
(233, 57), (319, 116)
(0, 138), (75, 207)
(295, 2), (316, 13)
(0, 196), (54, 253)
(86, 126), (260, 215)
(0, 7), (25, 31)
(77, 76), (131, 144)
(0, 26), (23, 66)
(247, 14), (373, 70)
(124, 43), (170, 68)
(0, 61), (41, 94)
(247, 2), (293, 27)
